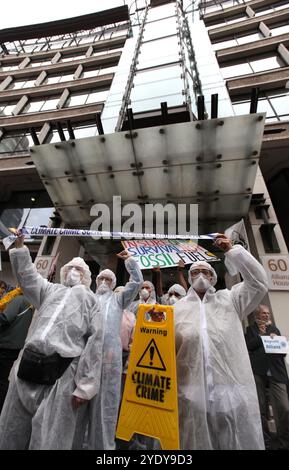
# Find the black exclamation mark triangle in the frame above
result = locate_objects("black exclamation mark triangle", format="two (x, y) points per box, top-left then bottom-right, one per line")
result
(136, 338), (166, 371)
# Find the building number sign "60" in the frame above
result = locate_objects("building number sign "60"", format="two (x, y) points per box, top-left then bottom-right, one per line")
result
(267, 258), (288, 272)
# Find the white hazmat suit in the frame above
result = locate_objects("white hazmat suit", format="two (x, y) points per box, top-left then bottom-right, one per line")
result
(83, 257), (143, 450)
(174, 245), (268, 450)
(0, 247), (104, 450)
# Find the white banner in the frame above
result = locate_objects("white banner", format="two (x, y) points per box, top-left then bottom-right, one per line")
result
(261, 336), (289, 354)
(225, 219), (249, 250)
(2, 226), (219, 250)
(122, 239), (219, 270)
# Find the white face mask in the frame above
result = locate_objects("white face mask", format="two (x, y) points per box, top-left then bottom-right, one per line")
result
(168, 295), (178, 305)
(97, 279), (111, 294)
(191, 274), (211, 293)
(65, 268), (82, 287)
(140, 288), (150, 301)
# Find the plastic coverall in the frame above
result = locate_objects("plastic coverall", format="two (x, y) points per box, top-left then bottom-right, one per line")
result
(130, 280), (156, 316)
(82, 257), (143, 450)
(0, 247), (104, 450)
(174, 245), (268, 450)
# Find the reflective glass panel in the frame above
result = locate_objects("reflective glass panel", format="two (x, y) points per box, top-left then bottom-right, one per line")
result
(41, 97), (60, 111)
(250, 55), (284, 72)
(269, 95), (289, 115)
(82, 69), (100, 78)
(65, 93), (88, 107)
(134, 64), (182, 85)
(271, 24), (289, 36)
(86, 90), (109, 104)
(143, 17), (177, 41)
(138, 36), (179, 69)
(221, 62), (252, 79)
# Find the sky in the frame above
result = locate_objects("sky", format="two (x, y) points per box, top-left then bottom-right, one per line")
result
(0, 0), (129, 29)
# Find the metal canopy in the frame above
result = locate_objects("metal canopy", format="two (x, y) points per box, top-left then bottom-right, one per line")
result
(30, 113), (265, 228)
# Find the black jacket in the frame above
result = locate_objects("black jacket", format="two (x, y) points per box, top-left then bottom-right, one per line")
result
(0, 295), (33, 350)
(245, 322), (289, 384)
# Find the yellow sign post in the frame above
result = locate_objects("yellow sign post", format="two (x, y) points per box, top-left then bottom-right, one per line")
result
(116, 304), (180, 450)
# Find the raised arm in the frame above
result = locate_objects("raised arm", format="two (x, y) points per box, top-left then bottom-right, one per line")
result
(116, 250), (143, 310)
(9, 235), (52, 309)
(219, 238), (268, 321)
(177, 260), (188, 292)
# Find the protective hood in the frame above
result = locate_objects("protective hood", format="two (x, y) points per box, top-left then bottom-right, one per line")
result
(96, 269), (116, 290)
(60, 257), (91, 288)
(140, 280), (156, 300)
(188, 261), (217, 287)
(168, 284), (186, 298)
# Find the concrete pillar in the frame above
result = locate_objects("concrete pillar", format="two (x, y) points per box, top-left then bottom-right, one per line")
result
(0, 75), (13, 91)
(74, 64), (83, 79)
(35, 70), (47, 86)
(12, 95), (28, 115)
(57, 88), (69, 109)
(51, 51), (62, 64)
(39, 122), (51, 144)
(259, 21), (271, 38)
(86, 45), (94, 58)
(19, 57), (31, 69)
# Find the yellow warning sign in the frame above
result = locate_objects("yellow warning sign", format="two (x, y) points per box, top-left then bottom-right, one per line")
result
(116, 304), (179, 450)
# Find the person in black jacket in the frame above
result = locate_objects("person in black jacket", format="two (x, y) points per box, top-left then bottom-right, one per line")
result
(245, 304), (289, 450)
(0, 293), (33, 413)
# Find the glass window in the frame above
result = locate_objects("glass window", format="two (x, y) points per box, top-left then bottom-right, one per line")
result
(59, 74), (74, 82)
(86, 90), (109, 104)
(22, 79), (37, 88)
(30, 60), (51, 68)
(65, 93), (88, 107)
(256, 98), (275, 117)
(0, 134), (22, 153)
(45, 75), (61, 85)
(271, 24), (289, 36)
(138, 36), (179, 69)
(98, 66), (117, 75)
(213, 39), (238, 51)
(250, 55), (284, 72)
(131, 94), (184, 113)
(236, 32), (263, 45)
(82, 69), (100, 78)
(62, 54), (86, 62)
(134, 64), (182, 85)
(9, 80), (27, 90)
(46, 129), (70, 143)
(23, 100), (43, 113)
(131, 76), (183, 101)
(0, 103), (16, 116)
(233, 101), (250, 116)
(41, 97), (60, 111)
(221, 62), (252, 79)
(269, 95), (289, 115)
(0, 64), (19, 71)
(78, 37), (93, 45)
(143, 17), (177, 41)
(74, 125), (98, 138)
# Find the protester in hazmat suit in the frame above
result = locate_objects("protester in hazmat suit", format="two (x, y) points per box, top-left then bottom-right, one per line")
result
(130, 280), (156, 316)
(81, 250), (143, 450)
(174, 234), (268, 450)
(0, 233), (104, 450)
(165, 283), (186, 305)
